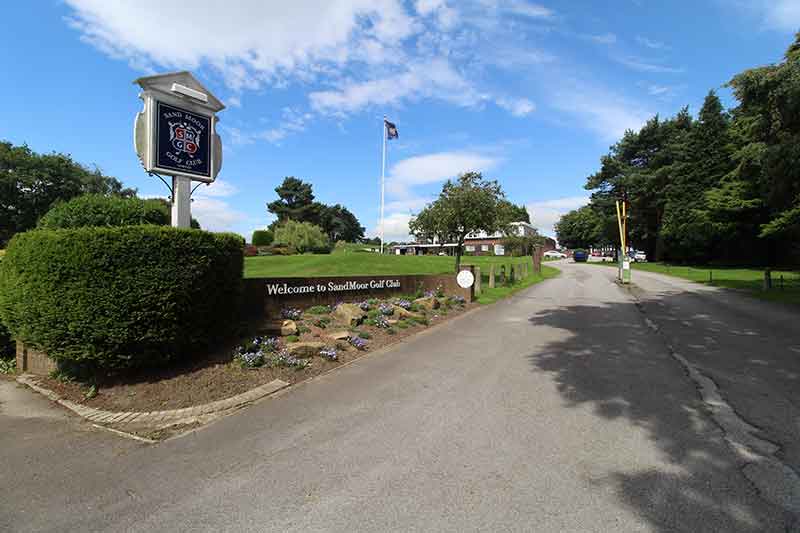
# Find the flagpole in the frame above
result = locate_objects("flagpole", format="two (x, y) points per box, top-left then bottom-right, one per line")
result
(380, 116), (387, 255)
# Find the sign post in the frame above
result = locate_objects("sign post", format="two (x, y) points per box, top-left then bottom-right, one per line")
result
(616, 199), (631, 284)
(133, 71), (225, 228)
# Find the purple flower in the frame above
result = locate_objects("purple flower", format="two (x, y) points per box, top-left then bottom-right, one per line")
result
(348, 336), (368, 350)
(320, 347), (338, 361)
(394, 299), (412, 310)
(281, 308), (302, 320)
(378, 303), (394, 316)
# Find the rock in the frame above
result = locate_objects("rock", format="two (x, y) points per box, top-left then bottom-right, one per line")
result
(336, 340), (356, 352)
(413, 296), (440, 311)
(392, 306), (423, 319)
(263, 319), (298, 336)
(332, 303), (367, 327)
(327, 330), (351, 341)
(286, 342), (326, 359)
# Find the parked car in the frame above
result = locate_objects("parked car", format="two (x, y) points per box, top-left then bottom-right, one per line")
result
(573, 249), (589, 262)
(543, 250), (567, 259)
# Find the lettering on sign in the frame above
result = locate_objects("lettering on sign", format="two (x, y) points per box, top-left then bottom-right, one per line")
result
(266, 279), (402, 296)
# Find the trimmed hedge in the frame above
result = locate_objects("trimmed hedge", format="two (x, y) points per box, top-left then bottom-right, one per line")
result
(38, 194), (170, 229)
(252, 229), (274, 246)
(0, 226), (244, 370)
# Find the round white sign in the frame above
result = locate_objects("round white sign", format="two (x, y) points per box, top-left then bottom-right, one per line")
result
(457, 269), (475, 288)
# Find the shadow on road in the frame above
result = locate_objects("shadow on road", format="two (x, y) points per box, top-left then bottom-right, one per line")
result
(527, 297), (790, 532)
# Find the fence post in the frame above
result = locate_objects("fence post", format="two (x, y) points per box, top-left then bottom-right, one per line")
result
(764, 268), (772, 291)
(709, 270), (713, 284)
(488, 264), (495, 288)
(474, 266), (482, 296)
(500, 265), (506, 285)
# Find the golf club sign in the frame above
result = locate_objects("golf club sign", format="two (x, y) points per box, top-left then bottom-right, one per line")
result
(133, 71), (225, 227)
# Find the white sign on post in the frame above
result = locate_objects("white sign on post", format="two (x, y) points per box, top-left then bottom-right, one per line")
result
(133, 71), (225, 228)
(457, 269), (475, 289)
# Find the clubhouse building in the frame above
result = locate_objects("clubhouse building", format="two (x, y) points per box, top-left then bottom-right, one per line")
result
(391, 221), (556, 256)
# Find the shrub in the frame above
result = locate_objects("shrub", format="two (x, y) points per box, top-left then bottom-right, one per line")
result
(306, 305), (332, 315)
(273, 220), (331, 254)
(251, 229), (274, 247)
(0, 321), (13, 359)
(0, 226), (244, 370)
(38, 194), (170, 229)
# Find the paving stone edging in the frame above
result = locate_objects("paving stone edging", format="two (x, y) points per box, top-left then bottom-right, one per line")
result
(16, 374), (289, 430)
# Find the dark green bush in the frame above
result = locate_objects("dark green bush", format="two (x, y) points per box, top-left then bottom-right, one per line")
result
(38, 194), (170, 229)
(0, 226), (244, 370)
(252, 229), (274, 246)
(0, 321), (13, 359)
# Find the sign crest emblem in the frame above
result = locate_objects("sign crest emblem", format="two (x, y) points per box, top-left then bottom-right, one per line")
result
(168, 121), (201, 157)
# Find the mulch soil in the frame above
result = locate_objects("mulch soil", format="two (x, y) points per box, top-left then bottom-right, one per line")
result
(38, 301), (475, 413)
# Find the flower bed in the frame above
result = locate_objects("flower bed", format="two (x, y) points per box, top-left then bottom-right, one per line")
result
(36, 292), (472, 418)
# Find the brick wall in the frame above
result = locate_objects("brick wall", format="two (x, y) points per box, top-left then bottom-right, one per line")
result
(16, 341), (57, 376)
(242, 268), (475, 319)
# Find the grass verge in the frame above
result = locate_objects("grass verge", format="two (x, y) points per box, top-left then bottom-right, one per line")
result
(588, 261), (800, 306)
(477, 265), (560, 304)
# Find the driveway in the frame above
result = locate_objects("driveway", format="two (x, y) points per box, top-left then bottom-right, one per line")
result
(1, 261), (792, 532)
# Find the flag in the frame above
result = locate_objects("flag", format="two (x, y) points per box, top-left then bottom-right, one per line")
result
(385, 119), (398, 139)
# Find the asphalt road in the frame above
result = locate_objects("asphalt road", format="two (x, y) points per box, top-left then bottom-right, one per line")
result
(2, 261), (796, 532)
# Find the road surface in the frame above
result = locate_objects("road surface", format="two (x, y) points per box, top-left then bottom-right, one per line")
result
(2, 261), (797, 532)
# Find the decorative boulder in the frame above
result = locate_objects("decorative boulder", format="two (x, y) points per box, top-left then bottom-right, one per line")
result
(413, 296), (440, 311)
(263, 319), (298, 337)
(286, 342), (326, 359)
(332, 303), (367, 327)
(326, 331), (350, 341)
(392, 306), (423, 319)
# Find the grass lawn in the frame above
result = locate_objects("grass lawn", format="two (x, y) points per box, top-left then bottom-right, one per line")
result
(245, 248), (559, 304)
(245, 249), (540, 278)
(589, 260), (800, 306)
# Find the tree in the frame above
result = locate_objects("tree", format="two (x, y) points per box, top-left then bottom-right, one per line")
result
(273, 220), (331, 254)
(555, 206), (603, 250)
(267, 177), (321, 224)
(0, 141), (136, 246)
(319, 204), (365, 242)
(498, 201), (530, 224)
(266, 177), (365, 243)
(409, 172), (506, 272)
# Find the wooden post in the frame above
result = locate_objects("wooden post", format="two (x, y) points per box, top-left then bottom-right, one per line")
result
(764, 269), (772, 291)
(488, 264), (495, 288)
(500, 265), (506, 284)
(474, 266), (482, 295)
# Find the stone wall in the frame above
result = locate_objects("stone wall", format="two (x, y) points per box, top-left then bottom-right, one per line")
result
(242, 267), (475, 319)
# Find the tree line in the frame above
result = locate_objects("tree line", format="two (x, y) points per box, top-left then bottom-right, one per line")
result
(556, 33), (800, 266)
(0, 141), (137, 246)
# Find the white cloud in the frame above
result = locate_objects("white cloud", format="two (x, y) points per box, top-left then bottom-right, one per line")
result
(309, 59), (486, 115)
(368, 212), (415, 242)
(191, 180), (247, 232)
(635, 36), (668, 50)
(65, 0), (416, 89)
(551, 83), (651, 141)
(386, 151), (500, 196)
(489, 0), (554, 19)
(526, 195), (589, 236)
(496, 96), (536, 116)
(221, 108), (312, 145)
(586, 33), (617, 45)
(762, 0), (800, 31)
(730, 0), (800, 33)
(614, 56), (684, 74)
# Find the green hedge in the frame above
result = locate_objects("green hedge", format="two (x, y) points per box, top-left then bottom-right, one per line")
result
(38, 194), (170, 229)
(252, 229), (274, 246)
(0, 226), (244, 370)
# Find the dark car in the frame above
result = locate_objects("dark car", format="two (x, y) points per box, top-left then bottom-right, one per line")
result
(573, 249), (589, 262)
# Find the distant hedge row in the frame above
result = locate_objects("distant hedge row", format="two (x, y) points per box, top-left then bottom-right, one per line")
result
(0, 226), (244, 370)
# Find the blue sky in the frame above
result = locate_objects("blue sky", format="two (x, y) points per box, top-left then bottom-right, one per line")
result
(2, 1), (798, 240)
